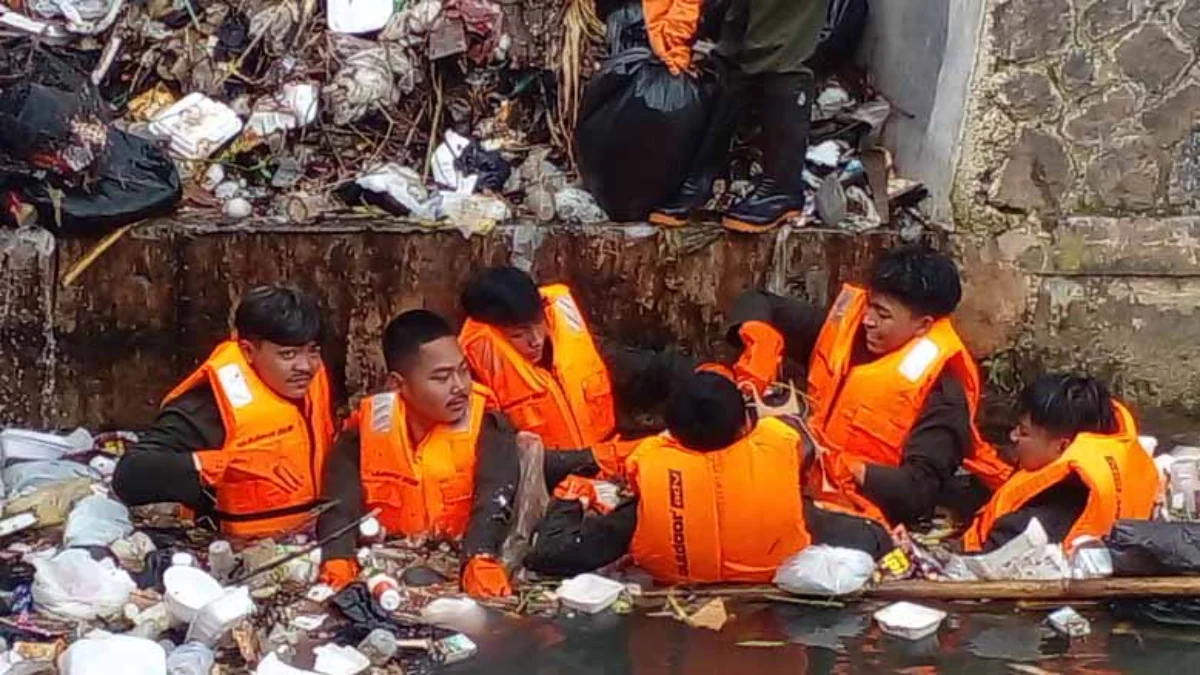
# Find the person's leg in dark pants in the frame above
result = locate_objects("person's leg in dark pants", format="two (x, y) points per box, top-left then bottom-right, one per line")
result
(524, 499), (638, 577)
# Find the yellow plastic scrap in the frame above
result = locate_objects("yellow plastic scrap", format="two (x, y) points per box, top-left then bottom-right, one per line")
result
(128, 83), (178, 123)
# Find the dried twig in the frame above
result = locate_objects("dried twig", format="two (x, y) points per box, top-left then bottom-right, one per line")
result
(60, 221), (140, 287)
(423, 63), (444, 181)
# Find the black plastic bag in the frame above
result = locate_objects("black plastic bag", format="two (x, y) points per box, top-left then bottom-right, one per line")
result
(808, 0), (870, 76)
(11, 129), (182, 236)
(330, 582), (432, 643)
(1111, 598), (1200, 627)
(1106, 519), (1200, 576)
(575, 49), (720, 221)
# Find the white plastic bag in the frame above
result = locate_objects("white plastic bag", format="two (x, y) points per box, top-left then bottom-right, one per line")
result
(3, 460), (98, 495)
(773, 545), (875, 596)
(64, 494), (132, 548)
(942, 519), (1071, 581)
(32, 549), (136, 620)
(165, 642), (214, 675)
(58, 634), (165, 675)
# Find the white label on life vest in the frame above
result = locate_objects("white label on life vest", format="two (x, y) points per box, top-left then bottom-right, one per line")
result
(555, 295), (585, 333)
(371, 393), (396, 433)
(216, 363), (255, 408)
(899, 338), (940, 383)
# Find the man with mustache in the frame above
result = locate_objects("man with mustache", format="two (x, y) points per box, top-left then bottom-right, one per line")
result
(316, 310), (520, 598)
(113, 285), (335, 538)
(732, 246), (1013, 529)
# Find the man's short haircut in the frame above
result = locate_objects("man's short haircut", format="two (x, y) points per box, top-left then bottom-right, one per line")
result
(868, 246), (963, 318)
(1019, 373), (1118, 437)
(665, 372), (747, 451)
(382, 310), (456, 373)
(234, 285), (322, 346)
(460, 266), (544, 327)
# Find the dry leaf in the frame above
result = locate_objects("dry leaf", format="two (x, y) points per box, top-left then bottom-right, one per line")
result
(686, 598), (728, 631)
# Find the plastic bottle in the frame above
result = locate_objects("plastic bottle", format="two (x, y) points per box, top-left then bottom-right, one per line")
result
(359, 516), (386, 544)
(357, 628), (397, 666)
(207, 541), (236, 582)
(165, 641), (215, 675)
(367, 574), (402, 611)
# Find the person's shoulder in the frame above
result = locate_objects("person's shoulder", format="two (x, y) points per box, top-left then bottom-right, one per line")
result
(163, 382), (219, 417)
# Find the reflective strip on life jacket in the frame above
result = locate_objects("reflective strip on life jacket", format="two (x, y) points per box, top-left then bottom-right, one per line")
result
(961, 402), (1159, 553)
(805, 285), (1013, 524)
(628, 417), (811, 584)
(164, 340), (334, 538)
(459, 284), (615, 450)
(358, 386), (486, 538)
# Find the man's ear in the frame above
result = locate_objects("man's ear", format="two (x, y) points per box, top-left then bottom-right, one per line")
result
(385, 370), (405, 393)
(238, 338), (258, 365)
(914, 314), (936, 336)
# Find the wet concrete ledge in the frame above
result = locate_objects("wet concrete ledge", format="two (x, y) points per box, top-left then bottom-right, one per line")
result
(0, 219), (903, 428)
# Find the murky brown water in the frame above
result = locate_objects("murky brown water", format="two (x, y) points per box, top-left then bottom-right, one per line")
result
(453, 600), (1200, 674)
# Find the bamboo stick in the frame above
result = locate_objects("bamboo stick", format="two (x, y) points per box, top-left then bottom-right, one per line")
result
(640, 577), (1200, 602)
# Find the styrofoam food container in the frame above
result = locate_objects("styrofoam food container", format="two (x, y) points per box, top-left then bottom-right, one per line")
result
(187, 586), (254, 646)
(873, 601), (947, 641)
(164, 565), (224, 624)
(556, 574), (624, 614)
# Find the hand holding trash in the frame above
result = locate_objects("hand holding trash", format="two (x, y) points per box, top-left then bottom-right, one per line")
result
(643, 0), (702, 75)
(553, 475), (616, 515)
(461, 556), (511, 599)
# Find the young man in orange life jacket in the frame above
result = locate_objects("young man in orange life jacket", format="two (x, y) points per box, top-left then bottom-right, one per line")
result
(113, 285), (335, 538)
(961, 373), (1158, 552)
(458, 266), (699, 479)
(729, 246), (1013, 529)
(316, 310), (521, 598)
(523, 369), (895, 582)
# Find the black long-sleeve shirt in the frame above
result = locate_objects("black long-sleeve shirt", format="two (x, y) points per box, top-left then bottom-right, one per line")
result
(318, 411), (521, 562)
(111, 385), (221, 517)
(728, 290), (975, 527)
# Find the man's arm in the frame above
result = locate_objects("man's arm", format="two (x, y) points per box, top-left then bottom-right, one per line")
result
(727, 290), (824, 368)
(317, 429), (365, 562)
(111, 386), (222, 514)
(858, 373), (971, 526)
(461, 412), (522, 559)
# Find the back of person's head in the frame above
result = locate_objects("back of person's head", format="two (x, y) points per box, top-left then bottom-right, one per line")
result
(868, 246), (962, 318)
(460, 266), (543, 327)
(1019, 373), (1117, 437)
(234, 285), (322, 346)
(382, 310), (456, 373)
(665, 372), (747, 451)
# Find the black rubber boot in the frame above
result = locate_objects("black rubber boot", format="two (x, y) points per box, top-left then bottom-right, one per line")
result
(649, 70), (745, 227)
(722, 71), (815, 233)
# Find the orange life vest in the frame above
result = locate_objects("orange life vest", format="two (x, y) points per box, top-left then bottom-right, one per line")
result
(459, 284), (616, 450)
(357, 386), (489, 538)
(805, 285), (1013, 524)
(164, 340), (334, 538)
(961, 402), (1158, 553)
(627, 417), (811, 584)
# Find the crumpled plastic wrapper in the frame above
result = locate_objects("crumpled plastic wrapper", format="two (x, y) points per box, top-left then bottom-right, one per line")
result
(324, 36), (417, 126)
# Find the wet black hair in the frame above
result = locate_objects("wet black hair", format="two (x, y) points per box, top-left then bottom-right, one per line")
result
(665, 372), (747, 451)
(460, 266), (543, 327)
(382, 309), (456, 373)
(868, 246), (962, 318)
(1019, 373), (1118, 437)
(234, 285), (322, 346)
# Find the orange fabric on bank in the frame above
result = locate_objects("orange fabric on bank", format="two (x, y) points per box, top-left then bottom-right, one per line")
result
(642, 0), (702, 75)
(163, 340), (334, 538)
(627, 417), (811, 584)
(459, 285), (616, 451)
(961, 402), (1159, 553)
(357, 386), (491, 538)
(805, 284), (1013, 525)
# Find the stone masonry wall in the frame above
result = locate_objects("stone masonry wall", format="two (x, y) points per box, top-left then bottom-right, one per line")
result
(952, 0), (1200, 433)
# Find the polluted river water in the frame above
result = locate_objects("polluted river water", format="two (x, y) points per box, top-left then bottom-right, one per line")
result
(449, 600), (1200, 674)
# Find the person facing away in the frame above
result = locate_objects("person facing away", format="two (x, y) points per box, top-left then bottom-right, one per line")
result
(961, 374), (1159, 553)
(458, 265), (697, 478)
(525, 370), (813, 584)
(728, 246), (1013, 529)
(112, 285), (334, 539)
(316, 310), (520, 599)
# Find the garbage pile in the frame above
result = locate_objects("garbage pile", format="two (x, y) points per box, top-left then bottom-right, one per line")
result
(0, 0), (930, 236)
